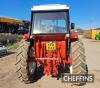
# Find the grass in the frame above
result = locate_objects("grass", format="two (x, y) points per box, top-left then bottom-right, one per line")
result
(6, 42), (19, 50)
(4, 34), (22, 50)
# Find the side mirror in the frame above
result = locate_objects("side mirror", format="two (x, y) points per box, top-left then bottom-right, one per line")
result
(71, 23), (75, 29)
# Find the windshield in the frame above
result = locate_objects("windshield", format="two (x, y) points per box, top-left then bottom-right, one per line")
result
(32, 11), (68, 34)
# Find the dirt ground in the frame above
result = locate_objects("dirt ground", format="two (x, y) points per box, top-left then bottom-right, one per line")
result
(0, 37), (100, 88)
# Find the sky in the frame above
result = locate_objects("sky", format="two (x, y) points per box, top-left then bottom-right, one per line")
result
(0, 0), (100, 29)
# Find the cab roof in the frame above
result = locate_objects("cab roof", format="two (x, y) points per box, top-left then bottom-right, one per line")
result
(31, 4), (69, 11)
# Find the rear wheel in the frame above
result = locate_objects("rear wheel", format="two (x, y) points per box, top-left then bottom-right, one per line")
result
(70, 39), (88, 85)
(95, 37), (99, 40)
(15, 39), (36, 84)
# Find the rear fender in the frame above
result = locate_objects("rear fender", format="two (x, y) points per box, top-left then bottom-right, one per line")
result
(22, 34), (30, 39)
(70, 32), (78, 42)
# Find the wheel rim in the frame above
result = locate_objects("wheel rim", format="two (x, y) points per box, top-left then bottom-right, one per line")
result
(96, 38), (99, 40)
(29, 62), (36, 75)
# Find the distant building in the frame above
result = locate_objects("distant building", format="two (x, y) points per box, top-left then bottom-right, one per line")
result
(0, 17), (30, 34)
(84, 28), (100, 39)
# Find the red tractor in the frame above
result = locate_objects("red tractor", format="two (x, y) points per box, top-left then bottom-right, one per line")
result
(15, 4), (88, 84)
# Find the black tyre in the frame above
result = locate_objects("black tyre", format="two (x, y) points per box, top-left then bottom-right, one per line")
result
(15, 39), (36, 84)
(71, 39), (88, 85)
(95, 37), (99, 40)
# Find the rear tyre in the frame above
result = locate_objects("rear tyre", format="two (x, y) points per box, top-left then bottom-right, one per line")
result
(95, 37), (99, 40)
(71, 39), (88, 86)
(15, 39), (36, 84)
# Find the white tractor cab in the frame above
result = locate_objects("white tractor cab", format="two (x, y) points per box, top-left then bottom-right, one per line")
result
(29, 4), (74, 35)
